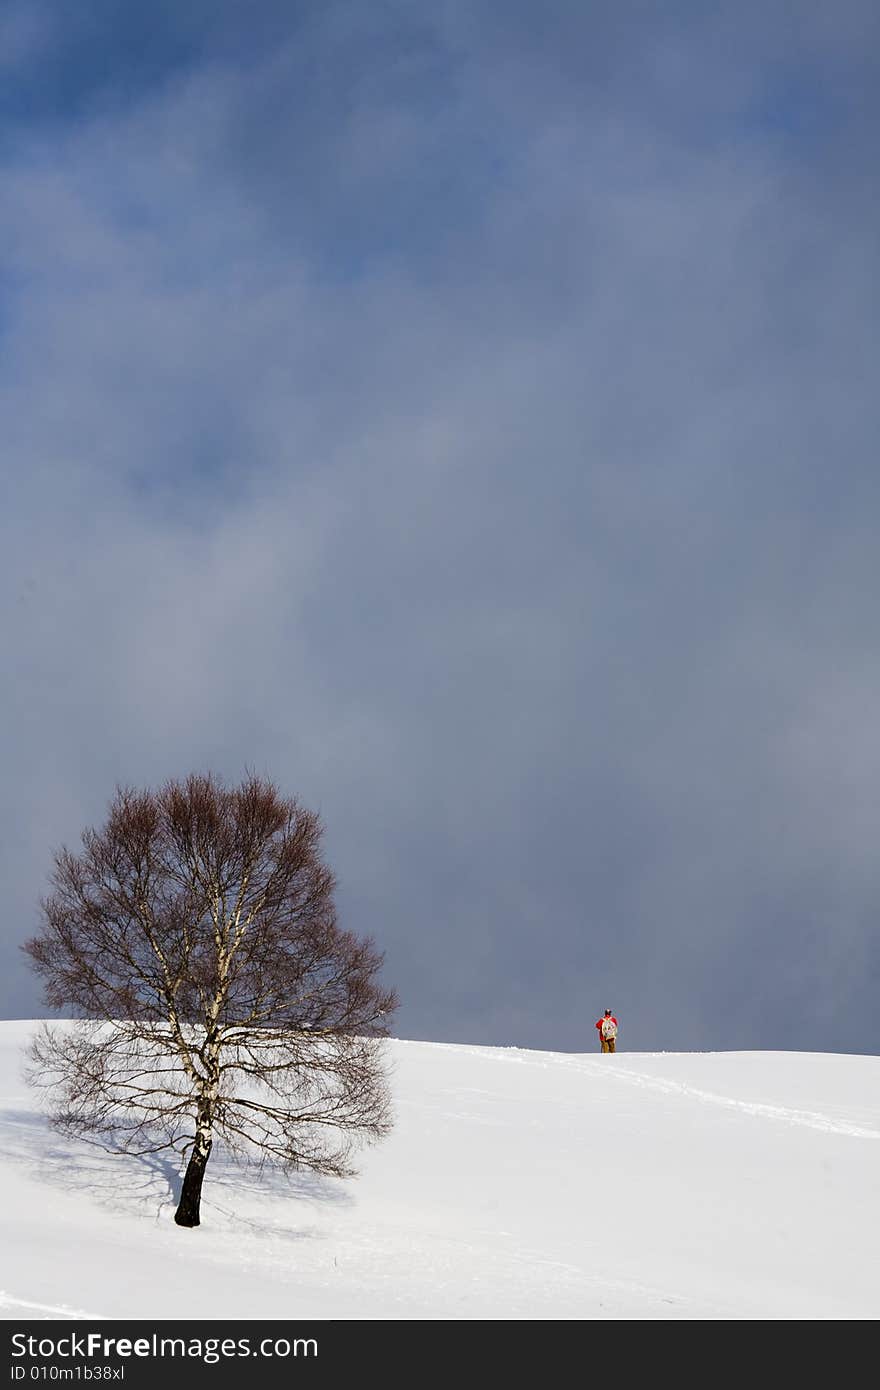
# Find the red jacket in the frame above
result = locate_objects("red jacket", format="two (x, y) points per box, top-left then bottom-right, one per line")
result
(596, 1014), (618, 1035)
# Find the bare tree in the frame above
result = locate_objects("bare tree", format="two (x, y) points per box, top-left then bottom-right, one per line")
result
(23, 772), (397, 1227)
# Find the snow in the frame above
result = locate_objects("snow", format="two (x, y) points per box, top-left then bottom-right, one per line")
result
(1, 1021), (878, 1321)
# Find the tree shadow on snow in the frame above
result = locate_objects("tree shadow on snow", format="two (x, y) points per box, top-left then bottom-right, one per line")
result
(0, 1103), (354, 1236)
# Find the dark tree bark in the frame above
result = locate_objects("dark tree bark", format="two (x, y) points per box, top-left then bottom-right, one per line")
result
(175, 1136), (212, 1227)
(23, 772), (398, 1228)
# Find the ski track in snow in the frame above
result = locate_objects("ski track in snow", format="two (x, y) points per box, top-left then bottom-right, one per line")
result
(415, 1043), (880, 1140)
(0, 1292), (104, 1321)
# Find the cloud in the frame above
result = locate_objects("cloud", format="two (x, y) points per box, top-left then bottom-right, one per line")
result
(2, 3), (878, 1054)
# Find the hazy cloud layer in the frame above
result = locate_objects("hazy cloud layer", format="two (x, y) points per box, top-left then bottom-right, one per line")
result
(2, 2), (879, 1052)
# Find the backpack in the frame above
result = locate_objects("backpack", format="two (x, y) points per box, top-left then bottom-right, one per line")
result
(601, 1016), (617, 1040)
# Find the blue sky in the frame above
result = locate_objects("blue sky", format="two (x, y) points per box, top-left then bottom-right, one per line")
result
(2, 1), (879, 1053)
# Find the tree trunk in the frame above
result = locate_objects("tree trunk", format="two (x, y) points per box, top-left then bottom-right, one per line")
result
(174, 1133), (213, 1227)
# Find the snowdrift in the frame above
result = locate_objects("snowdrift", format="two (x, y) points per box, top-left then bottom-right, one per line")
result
(1, 1021), (877, 1320)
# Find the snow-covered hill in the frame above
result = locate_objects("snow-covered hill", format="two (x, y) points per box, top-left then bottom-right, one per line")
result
(1, 1021), (877, 1320)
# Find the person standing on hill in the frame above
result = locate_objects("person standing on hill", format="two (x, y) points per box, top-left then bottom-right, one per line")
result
(596, 1008), (618, 1053)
